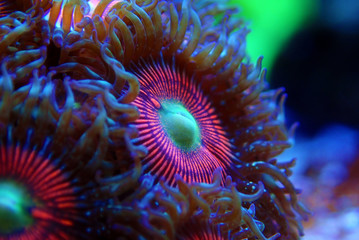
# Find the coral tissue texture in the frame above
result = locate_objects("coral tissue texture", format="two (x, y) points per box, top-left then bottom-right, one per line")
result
(0, 0), (309, 239)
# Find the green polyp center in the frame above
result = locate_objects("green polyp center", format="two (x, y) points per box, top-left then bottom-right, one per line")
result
(0, 181), (34, 235)
(158, 101), (201, 151)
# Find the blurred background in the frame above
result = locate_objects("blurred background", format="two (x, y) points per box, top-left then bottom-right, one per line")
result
(229, 0), (359, 239)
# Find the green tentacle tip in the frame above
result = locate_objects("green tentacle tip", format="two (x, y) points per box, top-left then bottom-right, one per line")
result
(159, 101), (201, 151)
(0, 181), (34, 235)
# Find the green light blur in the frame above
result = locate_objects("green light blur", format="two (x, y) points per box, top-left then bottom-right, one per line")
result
(228, 0), (318, 78)
(0, 181), (34, 235)
(159, 101), (201, 151)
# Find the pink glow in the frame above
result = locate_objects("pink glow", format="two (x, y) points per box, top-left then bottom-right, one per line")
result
(132, 60), (236, 186)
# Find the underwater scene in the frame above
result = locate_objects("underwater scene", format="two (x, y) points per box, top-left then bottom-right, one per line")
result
(0, 0), (358, 239)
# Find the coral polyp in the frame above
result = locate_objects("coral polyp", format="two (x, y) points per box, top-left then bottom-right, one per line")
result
(88, 0), (247, 186)
(95, 0), (308, 237)
(0, 131), (78, 239)
(0, 58), (119, 239)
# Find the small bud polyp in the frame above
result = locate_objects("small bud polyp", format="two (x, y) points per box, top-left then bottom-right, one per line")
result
(159, 101), (201, 150)
(0, 181), (34, 235)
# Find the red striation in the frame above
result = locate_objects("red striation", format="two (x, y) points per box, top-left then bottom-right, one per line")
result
(131, 58), (235, 186)
(0, 136), (79, 240)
